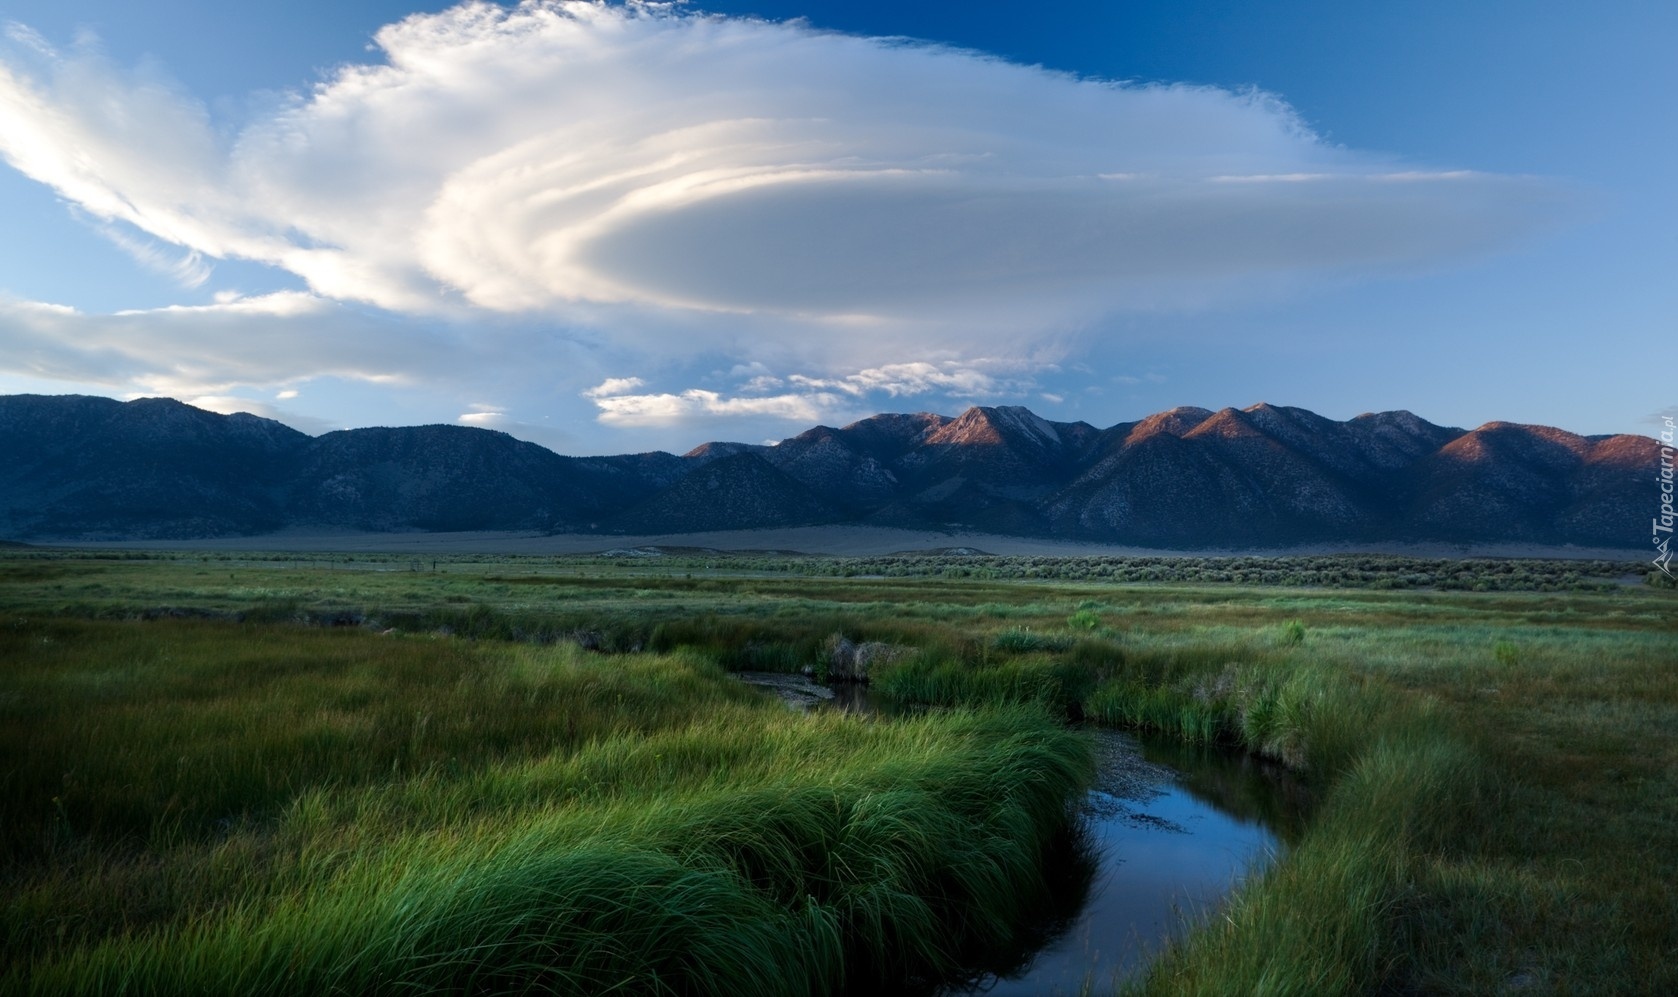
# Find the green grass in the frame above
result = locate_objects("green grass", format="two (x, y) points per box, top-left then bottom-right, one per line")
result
(3, 549), (1676, 994)
(868, 605), (1676, 993)
(1, 615), (1093, 995)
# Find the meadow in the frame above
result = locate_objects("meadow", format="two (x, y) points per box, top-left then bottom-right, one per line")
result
(1, 548), (1674, 994)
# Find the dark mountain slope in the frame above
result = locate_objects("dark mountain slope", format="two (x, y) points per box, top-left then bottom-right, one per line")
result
(0, 395), (308, 539)
(291, 427), (689, 532)
(0, 393), (1657, 548)
(761, 425), (900, 510)
(826, 411), (951, 461)
(290, 426), (578, 532)
(1048, 405), (1370, 545)
(608, 452), (840, 532)
(683, 441), (771, 466)
(1403, 422), (1647, 544)
(906, 406), (1097, 491)
(1561, 435), (1658, 544)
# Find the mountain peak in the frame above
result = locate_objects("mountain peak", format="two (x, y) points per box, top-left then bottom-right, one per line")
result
(931, 406), (1010, 446)
(988, 405), (1063, 446)
(0, 393), (1653, 548)
(1184, 407), (1263, 440)
(683, 440), (769, 462)
(1350, 409), (1447, 434)
(1127, 406), (1215, 441)
(927, 405), (1068, 456)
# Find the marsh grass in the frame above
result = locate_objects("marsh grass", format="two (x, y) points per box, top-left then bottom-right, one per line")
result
(992, 626), (1074, 653)
(4, 551), (1676, 994)
(1, 616), (1093, 994)
(860, 592), (1678, 994)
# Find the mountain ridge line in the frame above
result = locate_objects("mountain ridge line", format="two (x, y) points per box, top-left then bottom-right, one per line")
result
(0, 393), (1657, 549)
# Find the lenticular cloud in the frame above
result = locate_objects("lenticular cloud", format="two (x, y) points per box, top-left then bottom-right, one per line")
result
(0, 1), (1553, 324)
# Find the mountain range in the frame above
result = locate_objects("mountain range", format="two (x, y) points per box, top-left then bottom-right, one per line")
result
(0, 394), (1656, 548)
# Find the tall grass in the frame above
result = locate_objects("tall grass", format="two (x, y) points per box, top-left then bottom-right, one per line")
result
(866, 627), (1542, 993)
(1128, 709), (1492, 994)
(25, 719), (1091, 995)
(2, 618), (1093, 995)
(871, 641), (1103, 718)
(0, 619), (762, 858)
(6, 552), (1676, 994)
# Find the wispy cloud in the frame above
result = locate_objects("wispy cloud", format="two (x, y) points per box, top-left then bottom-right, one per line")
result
(0, 292), (399, 395)
(0, 1), (1559, 343)
(787, 360), (1028, 398)
(182, 394), (336, 435)
(0, 3), (1585, 448)
(92, 219), (213, 288)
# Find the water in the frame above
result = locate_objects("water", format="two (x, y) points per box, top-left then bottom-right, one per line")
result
(732, 673), (1307, 994)
(968, 729), (1306, 995)
(734, 670), (883, 714)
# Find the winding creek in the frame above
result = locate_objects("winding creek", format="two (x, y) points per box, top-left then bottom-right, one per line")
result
(969, 729), (1308, 994)
(734, 672), (1310, 994)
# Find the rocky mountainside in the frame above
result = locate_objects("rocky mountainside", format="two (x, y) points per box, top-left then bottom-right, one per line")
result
(0, 394), (1657, 548)
(0, 395), (308, 538)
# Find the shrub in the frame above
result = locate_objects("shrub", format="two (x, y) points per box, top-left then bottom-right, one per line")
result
(992, 627), (1071, 653)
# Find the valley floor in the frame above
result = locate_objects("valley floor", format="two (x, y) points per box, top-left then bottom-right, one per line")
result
(37, 524), (1646, 561)
(3, 548), (1674, 994)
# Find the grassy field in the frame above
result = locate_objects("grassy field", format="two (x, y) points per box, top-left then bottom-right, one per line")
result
(2, 549), (1675, 994)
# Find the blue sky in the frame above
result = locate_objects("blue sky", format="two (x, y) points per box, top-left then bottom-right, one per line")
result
(0, 0), (1671, 454)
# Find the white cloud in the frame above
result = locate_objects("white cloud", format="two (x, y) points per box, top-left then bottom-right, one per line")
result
(584, 357), (1039, 428)
(584, 374), (843, 427)
(740, 374), (784, 393)
(583, 376), (647, 399)
(451, 402), (580, 451)
(0, 1), (1559, 342)
(0, 291), (457, 397)
(587, 386), (840, 428)
(458, 403), (506, 426)
(182, 394), (337, 434)
(0, 3), (1592, 452)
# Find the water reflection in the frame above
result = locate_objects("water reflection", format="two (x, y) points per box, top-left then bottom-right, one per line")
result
(824, 679), (878, 714)
(1137, 733), (1312, 846)
(970, 730), (1304, 996)
(730, 674), (1308, 995)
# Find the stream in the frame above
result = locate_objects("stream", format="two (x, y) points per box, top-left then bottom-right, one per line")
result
(967, 728), (1307, 994)
(734, 672), (1309, 995)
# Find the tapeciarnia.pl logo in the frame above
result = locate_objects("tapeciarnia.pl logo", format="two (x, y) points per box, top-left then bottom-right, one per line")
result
(1655, 415), (1676, 577)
